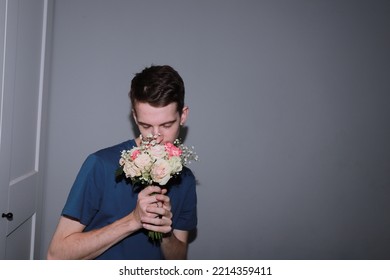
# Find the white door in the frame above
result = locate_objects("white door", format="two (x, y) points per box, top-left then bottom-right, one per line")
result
(0, 0), (51, 259)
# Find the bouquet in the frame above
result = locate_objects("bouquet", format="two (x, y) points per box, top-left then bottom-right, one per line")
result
(115, 134), (198, 241)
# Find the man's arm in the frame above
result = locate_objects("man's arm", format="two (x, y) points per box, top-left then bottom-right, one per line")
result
(161, 229), (189, 259)
(47, 186), (170, 260)
(47, 212), (141, 260)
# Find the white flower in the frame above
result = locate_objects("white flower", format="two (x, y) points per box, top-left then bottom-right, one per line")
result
(133, 153), (152, 172)
(149, 144), (167, 159)
(123, 161), (141, 178)
(168, 156), (183, 174)
(150, 159), (172, 185)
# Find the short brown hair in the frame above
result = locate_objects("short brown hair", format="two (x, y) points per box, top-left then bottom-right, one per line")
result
(129, 65), (185, 113)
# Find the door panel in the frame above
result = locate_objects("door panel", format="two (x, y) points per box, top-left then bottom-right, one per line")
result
(9, 0), (42, 181)
(5, 216), (34, 260)
(7, 174), (37, 234)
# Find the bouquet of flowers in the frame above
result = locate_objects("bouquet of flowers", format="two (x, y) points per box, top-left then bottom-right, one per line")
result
(115, 134), (198, 241)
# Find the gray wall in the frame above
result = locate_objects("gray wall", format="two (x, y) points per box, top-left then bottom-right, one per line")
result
(41, 0), (390, 259)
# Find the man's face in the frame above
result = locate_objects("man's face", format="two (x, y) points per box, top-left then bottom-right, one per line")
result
(133, 102), (188, 144)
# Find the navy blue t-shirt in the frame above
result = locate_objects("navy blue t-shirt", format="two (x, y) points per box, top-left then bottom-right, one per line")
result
(62, 139), (197, 259)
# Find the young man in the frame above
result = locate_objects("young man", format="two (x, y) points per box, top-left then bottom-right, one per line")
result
(47, 65), (197, 259)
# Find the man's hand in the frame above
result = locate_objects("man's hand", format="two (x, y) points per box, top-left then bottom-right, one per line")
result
(133, 186), (172, 234)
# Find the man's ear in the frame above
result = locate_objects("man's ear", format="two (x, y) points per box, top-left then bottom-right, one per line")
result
(180, 106), (189, 125)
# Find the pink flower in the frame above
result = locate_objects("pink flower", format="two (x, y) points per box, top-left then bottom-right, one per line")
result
(165, 142), (182, 158)
(130, 149), (141, 160)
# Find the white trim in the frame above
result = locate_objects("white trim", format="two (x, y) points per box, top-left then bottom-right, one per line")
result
(29, 213), (36, 260)
(0, 0), (8, 150)
(9, 170), (37, 186)
(35, 0), (48, 172)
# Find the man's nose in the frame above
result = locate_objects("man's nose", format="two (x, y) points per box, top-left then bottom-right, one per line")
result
(152, 127), (160, 136)
(152, 128), (162, 143)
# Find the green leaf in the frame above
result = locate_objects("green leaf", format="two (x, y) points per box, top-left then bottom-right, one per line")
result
(115, 167), (123, 178)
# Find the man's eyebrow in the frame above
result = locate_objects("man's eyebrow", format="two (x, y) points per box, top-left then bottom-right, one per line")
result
(160, 120), (177, 125)
(137, 119), (177, 126)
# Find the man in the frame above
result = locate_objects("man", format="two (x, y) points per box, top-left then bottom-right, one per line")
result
(47, 65), (197, 259)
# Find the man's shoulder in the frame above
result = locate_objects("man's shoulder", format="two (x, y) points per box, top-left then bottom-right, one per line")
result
(96, 139), (135, 155)
(86, 139), (136, 165)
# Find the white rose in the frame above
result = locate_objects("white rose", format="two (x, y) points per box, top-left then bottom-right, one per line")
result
(123, 162), (141, 178)
(149, 144), (167, 159)
(168, 156), (183, 174)
(133, 153), (152, 172)
(150, 159), (172, 185)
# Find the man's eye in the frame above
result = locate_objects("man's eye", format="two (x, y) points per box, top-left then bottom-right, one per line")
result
(163, 124), (173, 128)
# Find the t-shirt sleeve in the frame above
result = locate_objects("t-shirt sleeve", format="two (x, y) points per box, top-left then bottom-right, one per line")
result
(173, 169), (197, 231)
(61, 154), (104, 226)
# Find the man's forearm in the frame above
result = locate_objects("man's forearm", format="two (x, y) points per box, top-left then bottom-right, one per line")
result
(47, 212), (141, 260)
(161, 232), (188, 260)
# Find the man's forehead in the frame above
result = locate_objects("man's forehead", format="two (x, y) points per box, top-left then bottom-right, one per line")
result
(134, 101), (178, 112)
(134, 102), (179, 123)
